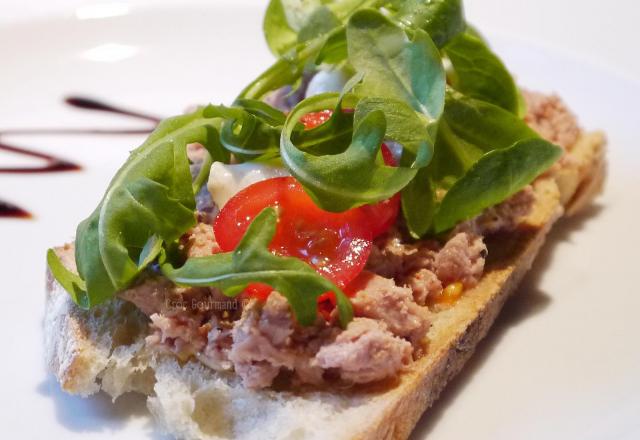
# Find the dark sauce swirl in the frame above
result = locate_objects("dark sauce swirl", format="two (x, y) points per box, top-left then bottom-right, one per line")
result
(0, 96), (157, 218)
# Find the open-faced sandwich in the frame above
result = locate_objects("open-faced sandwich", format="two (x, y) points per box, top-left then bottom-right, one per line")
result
(44, 0), (606, 439)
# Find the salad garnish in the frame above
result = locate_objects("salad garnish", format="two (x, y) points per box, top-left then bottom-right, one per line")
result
(49, 0), (562, 326)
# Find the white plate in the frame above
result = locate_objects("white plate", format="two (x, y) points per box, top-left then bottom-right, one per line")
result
(1, 3), (639, 439)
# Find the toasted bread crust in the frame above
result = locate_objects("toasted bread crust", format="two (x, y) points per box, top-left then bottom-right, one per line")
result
(44, 132), (606, 439)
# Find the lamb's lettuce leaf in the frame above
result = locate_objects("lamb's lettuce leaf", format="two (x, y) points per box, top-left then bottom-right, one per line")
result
(401, 167), (437, 239)
(401, 91), (560, 237)
(434, 139), (562, 232)
(298, 6), (342, 44)
(263, 0), (299, 57)
(391, 0), (465, 48)
(445, 30), (519, 114)
(162, 207), (353, 327)
(347, 9), (446, 120)
(252, 0), (463, 101)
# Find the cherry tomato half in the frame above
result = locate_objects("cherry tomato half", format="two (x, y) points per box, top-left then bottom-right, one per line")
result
(214, 177), (372, 288)
(220, 110), (401, 300)
(300, 109), (334, 129)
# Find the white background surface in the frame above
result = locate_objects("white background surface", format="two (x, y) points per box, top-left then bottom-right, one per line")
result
(2, 0), (640, 81)
(1, 1), (639, 439)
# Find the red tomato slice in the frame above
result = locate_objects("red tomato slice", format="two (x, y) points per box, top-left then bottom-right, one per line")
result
(317, 291), (337, 321)
(214, 177), (372, 288)
(219, 110), (402, 300)
(300, 110), (334, 129)
(380, 142), (398, 167)
(360, 193), (401, 238)
(360, 143), (401, 236)
(242, 282), (273, 302)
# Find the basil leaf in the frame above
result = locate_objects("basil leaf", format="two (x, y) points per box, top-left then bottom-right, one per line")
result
(74, 106), (232, 307)
(281, 94), (417, 211)
(347, 9), (446, 120)
(445, 30), (519, 114)
(434, 139), (562, 232)
(162, 207), (353, 327)
(47, 249), (89, 308)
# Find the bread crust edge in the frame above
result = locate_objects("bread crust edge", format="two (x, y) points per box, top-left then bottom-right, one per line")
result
(43, 131), (606, 439)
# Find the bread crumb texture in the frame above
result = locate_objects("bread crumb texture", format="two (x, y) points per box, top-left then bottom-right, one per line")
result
(44, 131), (605, 439)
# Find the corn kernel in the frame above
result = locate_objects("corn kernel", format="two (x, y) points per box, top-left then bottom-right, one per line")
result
(429, 281), (464, 305)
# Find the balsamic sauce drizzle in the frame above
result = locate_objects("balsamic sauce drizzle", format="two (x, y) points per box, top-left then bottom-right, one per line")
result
(0, 96), (158, 218)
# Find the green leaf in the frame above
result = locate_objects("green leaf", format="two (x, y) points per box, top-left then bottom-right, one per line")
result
(315, 27), (348, 64)
(291, 93), (355, 155)
(354, 96), (434, 166)
(47, 249), (89, 308)
(220, 99), (286, 159)
(162, 208), (353, 327)
(392, 0), (465, 48)
(298, 6), (342, 44)
(74, 106), (233, 308)
(347, 9), (446, 120)
(431, 89), (539, 184)
(445, 30), (519, 114)
(238, 37), (326, 101)
(401, 90), (549, 237)
(263, 0), (299, 57)
(281, 93), (418, 212)
(442, 90), (538, 153)
(401, 166), (437, 238)
(433, 139), (562, 232)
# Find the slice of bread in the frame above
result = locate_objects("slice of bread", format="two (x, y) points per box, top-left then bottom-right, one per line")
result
(44, 131), (606, 440)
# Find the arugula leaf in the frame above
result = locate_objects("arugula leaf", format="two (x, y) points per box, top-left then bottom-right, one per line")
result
(281, 93), (418, 211)
(220, 99), (286, 159)
(73, 106), (233, 308)
(347, 9), (446, 120)
(162, 207), (353, 327)
(434, 139), (562, 232)
(47, 249), (89, 308)
(291, 93), (356, 155)
(445, 30), (519, 114)
(354, 97), (434, 166)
